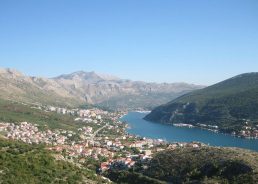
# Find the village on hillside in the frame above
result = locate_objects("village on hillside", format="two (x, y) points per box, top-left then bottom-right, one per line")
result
(0, 104), (206, 174)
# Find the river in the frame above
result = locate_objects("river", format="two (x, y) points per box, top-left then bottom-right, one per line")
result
(121, 112), (258, 152)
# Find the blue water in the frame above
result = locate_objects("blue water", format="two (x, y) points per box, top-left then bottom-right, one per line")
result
(121, 112), (258, 152)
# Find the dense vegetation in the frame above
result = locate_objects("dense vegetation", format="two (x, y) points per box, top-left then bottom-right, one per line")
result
(0, 139), (105, 184)
(145, 73), (258, 132)
(103, 147), (258, 184)
(141, 147), (258, 184)
(104, 170), (165, 184)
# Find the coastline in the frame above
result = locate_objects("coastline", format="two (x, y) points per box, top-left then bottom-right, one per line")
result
(121, 112), (258, 152)
(143, 118), (258, 140)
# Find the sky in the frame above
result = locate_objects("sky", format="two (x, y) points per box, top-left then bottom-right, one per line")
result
(0, 0), (258, 85)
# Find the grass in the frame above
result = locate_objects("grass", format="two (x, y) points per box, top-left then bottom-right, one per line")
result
(0, 99), (84, 131)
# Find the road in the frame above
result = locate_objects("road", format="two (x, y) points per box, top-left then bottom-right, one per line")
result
(89, 124), (108, 142)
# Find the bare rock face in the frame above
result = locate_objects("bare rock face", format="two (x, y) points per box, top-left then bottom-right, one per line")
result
(0, 68), (204, 109)
(0, 68), (80, 106)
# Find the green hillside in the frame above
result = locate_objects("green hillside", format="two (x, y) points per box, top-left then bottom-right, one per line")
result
(0, 99), (84, 131)
(143, 147), (258, 184)
(0, 139), (105, 184)
(104, 147), (258, 184)
(145, 73), (258, 133)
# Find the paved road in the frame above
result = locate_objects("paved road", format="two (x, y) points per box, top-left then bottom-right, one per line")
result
(90, 124), (108, 142)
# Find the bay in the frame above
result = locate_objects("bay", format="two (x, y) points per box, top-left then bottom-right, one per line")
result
(121, 112), (258, 152)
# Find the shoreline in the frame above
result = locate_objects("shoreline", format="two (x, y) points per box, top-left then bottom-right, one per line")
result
(121, 112), (258, 144)
(121, 118), (258, 152)
(144, 118), (258, 140)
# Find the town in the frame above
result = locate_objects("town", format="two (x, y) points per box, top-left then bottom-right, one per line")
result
(0, 104), (206, 175)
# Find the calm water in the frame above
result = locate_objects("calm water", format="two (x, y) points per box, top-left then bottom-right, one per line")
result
(121, 112), (258, 152)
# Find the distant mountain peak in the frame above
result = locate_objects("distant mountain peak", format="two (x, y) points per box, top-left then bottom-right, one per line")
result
(72, 70), (96, 75)
(54, 71), (100, 81)
(0, 67), (203, 109)
(54, 70), (120, 81)
(96, 72), (120, 81)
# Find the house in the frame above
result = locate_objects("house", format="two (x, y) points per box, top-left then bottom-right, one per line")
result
(106, 141), (113, 146)
(156, 148), (165, 152)
(130, 141), (144, 148)
(144, 150), (152, 156)
(100, 162), (110, 172)
(168, 144), (178, 150)
(49, 106), (56, 112)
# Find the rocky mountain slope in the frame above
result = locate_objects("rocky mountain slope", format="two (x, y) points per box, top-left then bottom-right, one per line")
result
(0, 68), (79, 106)
(145, 73), (258, 133)
(0, 68), (203, 109)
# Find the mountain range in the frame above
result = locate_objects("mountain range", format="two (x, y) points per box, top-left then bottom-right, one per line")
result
(145, 73), (258, 133)
(0, 68), (203, 109)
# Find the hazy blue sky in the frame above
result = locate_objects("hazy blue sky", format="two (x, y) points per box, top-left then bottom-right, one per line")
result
(0, 0), (258, 85)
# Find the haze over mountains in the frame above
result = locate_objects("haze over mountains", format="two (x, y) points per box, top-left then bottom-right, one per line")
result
(0, 68), (203, 109)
